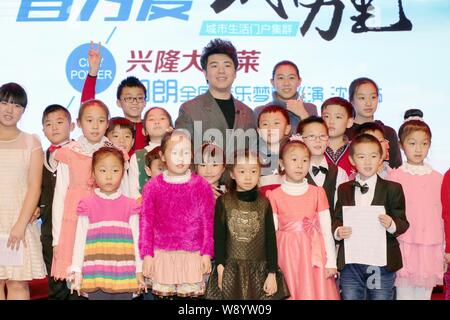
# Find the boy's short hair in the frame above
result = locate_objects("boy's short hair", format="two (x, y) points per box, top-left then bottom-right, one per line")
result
(200, 38), (239, 71)
(106, 117), (135, 138)
(0, 82), (27, 108)
(145, 146), (162, 168)
(271, 60), (300, 79)
(116, 76), (147, 100)
(257, 105), (290, 127)
(321, 97), (355, 118)
(353, 122), (385, 139)
(296, 116), (327, 135)
(42, 104), (71, 124)
(349, 133), (382, 157)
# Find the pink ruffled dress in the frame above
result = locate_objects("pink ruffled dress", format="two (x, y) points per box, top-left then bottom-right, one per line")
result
(388, 163), (445, 289)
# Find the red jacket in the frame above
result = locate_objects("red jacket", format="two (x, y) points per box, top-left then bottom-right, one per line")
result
(325, 144), (355, 177)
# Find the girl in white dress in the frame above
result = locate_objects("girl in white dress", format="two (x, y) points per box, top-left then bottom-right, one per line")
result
(0, 82), (46, 300)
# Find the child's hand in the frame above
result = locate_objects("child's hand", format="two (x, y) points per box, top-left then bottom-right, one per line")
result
(337, 226), (352, 239)
(143, 256), (154, 278)
(136, 272), (147, 294)
(70, 272), (82, 296)
(263, 273), (277, 296)
(445, 253), (450, 264)
(379, 214), (393, 229)
(7, 223), (27, 251)
(88, 41), (101, 77)
(325, 268), (338, 279)
(201, 255), (212, 274)
(217, 264), (224, 291)
(29, 207), (40, 224)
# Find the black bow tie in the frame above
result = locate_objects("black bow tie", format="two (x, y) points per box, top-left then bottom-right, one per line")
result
(312, 166), (328, 176)
(353, 181), (369, 194)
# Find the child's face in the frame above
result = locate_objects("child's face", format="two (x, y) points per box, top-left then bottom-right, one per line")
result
(77, 105), (109, 143)
(258, 111), (291, 145)
(197, 162), (225, 186)
(161, 135), (192, 176)
(401, 130), (430, 166)
(145, 159), (164, 178)
(321, 104), (353, 138)
(117, 86), (146, 121)
(352, 83), (378, 119)
(280, 146), (310, 183)
(144, 108), (171, 141)
(271, 64), (301, 100)
(350, 142), (383, 180)
(231, 156), (260, 192)
(301, 122), (329, 157)
(0, 101), (24, 128)
(43, 110), (74, 145)
(364, 130), (389, 161)
(204, 54), (236, 94)
(107, 126), (134, 153)
(93, 154), (124, 195)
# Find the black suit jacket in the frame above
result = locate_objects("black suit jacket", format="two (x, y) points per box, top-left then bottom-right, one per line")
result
(332, 176), (409, 272)
(39, 150), (58, 239)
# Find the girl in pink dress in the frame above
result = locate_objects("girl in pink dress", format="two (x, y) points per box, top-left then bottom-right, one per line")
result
(267, 135), (340, 300)
(388, 118), (445, 300)
(139, 130), (215, 298)
(442, 169), (450, 300)
(51, 100), (111, 283)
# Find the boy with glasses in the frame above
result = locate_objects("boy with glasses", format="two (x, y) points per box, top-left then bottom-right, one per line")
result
(297, 116), (348, 215)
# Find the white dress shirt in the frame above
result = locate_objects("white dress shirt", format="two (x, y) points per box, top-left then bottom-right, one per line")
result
(334, 173), (396, 240)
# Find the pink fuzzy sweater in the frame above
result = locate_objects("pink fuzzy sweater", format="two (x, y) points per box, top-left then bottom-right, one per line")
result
(139, 173), (215, 259)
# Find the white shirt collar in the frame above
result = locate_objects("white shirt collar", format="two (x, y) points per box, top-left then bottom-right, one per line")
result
(94, 188), (122, 200)
(76, 136), (109, 156)
(309, 157), (328, 174)
(281, 175), (309, 196)
(400, 162), (433, 175)
(145, 141), (160, 152)
(355, 173), (378, 189)
(162, 169), (192, 184)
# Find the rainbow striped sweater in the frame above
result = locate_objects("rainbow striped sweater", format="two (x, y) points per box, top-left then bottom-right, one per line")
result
(76, 193), (141, 293)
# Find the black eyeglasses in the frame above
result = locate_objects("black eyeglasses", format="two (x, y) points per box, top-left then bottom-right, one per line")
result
(121, 96), (145, 104)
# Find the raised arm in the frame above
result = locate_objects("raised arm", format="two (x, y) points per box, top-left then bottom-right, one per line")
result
(81, 41), (101, 103)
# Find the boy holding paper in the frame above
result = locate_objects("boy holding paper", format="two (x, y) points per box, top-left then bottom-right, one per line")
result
(332, 134), (409, 300)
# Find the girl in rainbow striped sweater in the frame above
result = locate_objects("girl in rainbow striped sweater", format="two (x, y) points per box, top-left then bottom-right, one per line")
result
(69, 146), (146, 300)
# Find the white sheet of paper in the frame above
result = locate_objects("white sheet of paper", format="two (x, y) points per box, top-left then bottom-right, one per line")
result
(0, 234), (24, 266)
(343, 206), (387, 267)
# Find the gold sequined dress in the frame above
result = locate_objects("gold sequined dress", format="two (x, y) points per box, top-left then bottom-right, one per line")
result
(205, 188), (289, 300)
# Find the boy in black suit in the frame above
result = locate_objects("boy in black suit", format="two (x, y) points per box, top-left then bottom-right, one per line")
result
(39, 105), (74, 299)
(333, 134), (409, 300)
